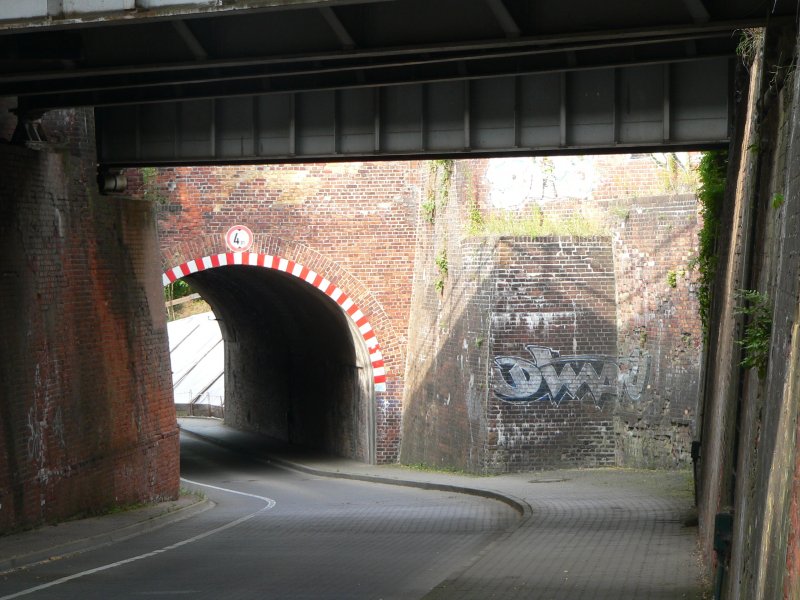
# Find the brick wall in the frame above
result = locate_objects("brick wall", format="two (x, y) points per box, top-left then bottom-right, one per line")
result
(400, 163), (495, 471)
(147, 155), (701, 470)
(486, 237), (618, 471)
(0, 109), (178, 533)
(696, 26), (800, 598)
(145, 162), (421, 463)
(610, 193), (702, 468)
(149, 154), (703, 472)
(400, 161), (656, 472)
(482, 156), (702, 468)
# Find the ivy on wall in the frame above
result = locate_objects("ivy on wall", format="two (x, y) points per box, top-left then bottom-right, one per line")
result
(692, 150), (727, 335)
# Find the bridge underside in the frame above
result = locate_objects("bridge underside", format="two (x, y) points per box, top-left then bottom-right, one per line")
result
(97, 60), (729, 165)
(2, 0), (795, 165)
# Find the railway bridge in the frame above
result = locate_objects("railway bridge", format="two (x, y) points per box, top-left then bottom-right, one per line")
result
(1, 2), (799, 597)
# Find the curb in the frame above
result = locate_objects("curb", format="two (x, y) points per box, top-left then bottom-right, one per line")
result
(180, 427), (533, 520)
(0, 498), (214, 575)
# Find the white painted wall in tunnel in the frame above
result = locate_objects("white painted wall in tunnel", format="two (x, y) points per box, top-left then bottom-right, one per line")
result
(63, 0), (135, 12)
(0, 1), (47, 19)
(0, 0), (213, 20)
(168, 311), (224, 406)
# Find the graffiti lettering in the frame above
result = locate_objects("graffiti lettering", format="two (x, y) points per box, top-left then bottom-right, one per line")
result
(494, 345), (649, 406)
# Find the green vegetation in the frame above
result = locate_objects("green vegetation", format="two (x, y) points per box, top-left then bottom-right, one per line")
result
(423, 159), (455, 224)
(431, 159), (454, 204)
(735, 289), (772, 378)
(400, 462), (485, 477)
(468, 205), (607, 237)
(736, 28), (763, 69)
(667, 270), (678, 288)
(654, 153), (699, 194)
(164, 279), (192, 303)
(691, 150), (727, 335)
(666, 268), (685, 289)
(467, 193), (485, 234)
(435, 248), (448, 276)
(609, 203), (631, 222)
(140, 166), (168, 203)
(434, 248), (448, 294)
(164, 279), (205, 321)
(772, 193), (785, 209)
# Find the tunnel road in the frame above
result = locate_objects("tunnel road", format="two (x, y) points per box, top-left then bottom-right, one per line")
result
(0, 434), (519, 599)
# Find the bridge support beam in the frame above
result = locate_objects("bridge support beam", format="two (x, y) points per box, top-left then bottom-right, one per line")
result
(96, 59), (730, 166)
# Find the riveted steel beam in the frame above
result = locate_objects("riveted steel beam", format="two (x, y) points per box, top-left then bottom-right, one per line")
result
(96, 58), (730, 166)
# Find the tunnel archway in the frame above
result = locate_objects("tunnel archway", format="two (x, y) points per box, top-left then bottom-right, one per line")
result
(163, 253), (386, 463)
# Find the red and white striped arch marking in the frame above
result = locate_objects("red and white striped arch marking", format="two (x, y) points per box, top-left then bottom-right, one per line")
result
(162, 252), (387, 393)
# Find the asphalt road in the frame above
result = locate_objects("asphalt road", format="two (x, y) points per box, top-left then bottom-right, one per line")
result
(0, 435), (518, 600)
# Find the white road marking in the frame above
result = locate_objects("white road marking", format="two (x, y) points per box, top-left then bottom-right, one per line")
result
(0, 478), (276, 600)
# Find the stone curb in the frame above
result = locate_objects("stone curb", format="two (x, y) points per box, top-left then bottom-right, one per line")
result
(180, 427), (533, 521)
(0, 497), (214, 575)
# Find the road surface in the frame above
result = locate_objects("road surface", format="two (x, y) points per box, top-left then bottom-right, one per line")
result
(0, 434), (518, 599)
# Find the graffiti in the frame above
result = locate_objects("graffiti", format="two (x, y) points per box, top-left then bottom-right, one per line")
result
(494, 345), (649, 407)
(27, 404), (46, 463)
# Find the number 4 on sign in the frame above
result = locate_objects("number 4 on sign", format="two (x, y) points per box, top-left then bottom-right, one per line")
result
(225, 225), (254, 252)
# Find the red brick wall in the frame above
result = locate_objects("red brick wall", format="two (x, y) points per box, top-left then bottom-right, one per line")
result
(144, 154), (702, 471)
(694, 27), (800, 598)
(0, 109), (179, 533)
(609, 192), (701, 467)
(400, 164), (496, 471)
(402, 157), (702, 471)
(401, 162), (620, 472)
(486, 237), (619, 470)
(143, 162), (421, 462)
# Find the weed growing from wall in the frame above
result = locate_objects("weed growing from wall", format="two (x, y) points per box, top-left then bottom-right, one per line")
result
(736, 28), (763, 69)
(423, 159), (455, 224)
(735, 289), (772, 378)
(667, 270), (678, 288)
(422, 191), (437, 223)
(651, 153), (699, 194)
(468, 205), (606, 237)
(434, 248), (448, 294)
(140, 167), (169, 204)
(691, 150), (727, 335)
(666, 268), (686, 289)
(609, 201), (631, 222)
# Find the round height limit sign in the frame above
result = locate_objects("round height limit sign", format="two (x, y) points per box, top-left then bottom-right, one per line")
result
(225, 225), (254, 252)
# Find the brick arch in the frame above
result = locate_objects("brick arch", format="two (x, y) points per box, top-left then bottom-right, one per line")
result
(162, 251), (387, 392)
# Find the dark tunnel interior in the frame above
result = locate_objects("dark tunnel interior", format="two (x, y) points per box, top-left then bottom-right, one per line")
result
(181, 266), (374, 463)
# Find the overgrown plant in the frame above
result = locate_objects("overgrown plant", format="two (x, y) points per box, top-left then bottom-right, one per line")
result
(434, 247), (448, 294)
(422, 191), (437, 223)
(466, 187), (484, 235)
(140, 167), (168, 203)
(667, 270), (678, 289)
(164, 279), (193, 321)
(666, 268), (685, 289)
(423, 159), (455, 224)
(735, 289), (772, 378)
(431, 159), (454, 205)
(691, 150), (727, 335)
(736, 28), (763, 69)
(651, 153), (699, 194)
(470, 206), (606, 237)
